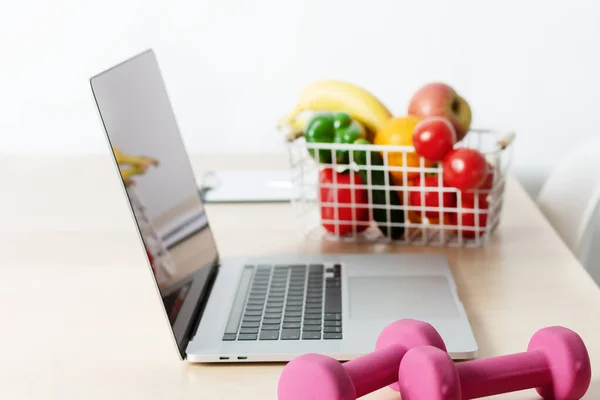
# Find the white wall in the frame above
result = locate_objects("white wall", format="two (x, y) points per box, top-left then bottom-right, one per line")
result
(3, 0), (600, 199)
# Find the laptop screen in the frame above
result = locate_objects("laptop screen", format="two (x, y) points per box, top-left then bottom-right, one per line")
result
(90, 50), (219, 357)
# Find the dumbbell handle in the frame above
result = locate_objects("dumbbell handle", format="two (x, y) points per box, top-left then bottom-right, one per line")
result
(344, 344), (408, 398)
(457, 350), (551, 399)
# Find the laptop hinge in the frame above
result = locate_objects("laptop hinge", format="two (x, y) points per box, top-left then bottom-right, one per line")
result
(179, 261), (220, 358)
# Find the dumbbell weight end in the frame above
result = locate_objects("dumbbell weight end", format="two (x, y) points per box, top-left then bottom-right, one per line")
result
(278, 319), (447, 400)
(456, 352), (551, 398)
(276, 347), (410, 400)
(398, 326), (591, 400)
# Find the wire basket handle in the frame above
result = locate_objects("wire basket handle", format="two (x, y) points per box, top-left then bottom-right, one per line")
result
(496, 132), (516, 150)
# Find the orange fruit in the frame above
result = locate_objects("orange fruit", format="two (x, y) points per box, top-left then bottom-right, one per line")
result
(373, 116), (434, 183)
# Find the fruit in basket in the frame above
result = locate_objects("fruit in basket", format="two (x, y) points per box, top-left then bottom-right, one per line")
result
(408, 82), (472, 142)
(353, 139), (405, 240)
(319, 167), (370, 236)
(461, 166), (494, 208)
(442, 148), (489, 191)
(409, 174), (457, 219)
(277, 80), (393, 141)
(412, 117), (457, 161)
(305, 111), (366, 164)
(451, 201), (489, 238)
(373, 116), (434, 182)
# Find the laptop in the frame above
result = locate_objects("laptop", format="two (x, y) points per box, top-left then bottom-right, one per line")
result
(89, 49), (478, 363)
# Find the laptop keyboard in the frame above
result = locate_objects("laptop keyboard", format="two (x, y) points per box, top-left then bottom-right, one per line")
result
(222, 264), (342, 341)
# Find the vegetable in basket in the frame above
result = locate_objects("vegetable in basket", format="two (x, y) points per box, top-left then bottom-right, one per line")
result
(408, 174), (457, 220)
(305, 111), (366, 164)
(451, 200), (488, 239)
(352, 139), (405, 240)
(372, 115), (434, 182)
(319, 167), (370, 236)
(442, 148), (489, 191)
(461, 165), (494, 208)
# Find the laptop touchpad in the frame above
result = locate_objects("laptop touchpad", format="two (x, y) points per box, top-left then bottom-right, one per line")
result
(348, 276), (459, 320)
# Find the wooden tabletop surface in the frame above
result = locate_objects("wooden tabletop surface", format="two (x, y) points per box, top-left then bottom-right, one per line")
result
(1, 153), (600, 399)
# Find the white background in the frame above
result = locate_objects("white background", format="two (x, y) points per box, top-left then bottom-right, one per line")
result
(2, 0), (600, 271)
(2, 0), (600, 196)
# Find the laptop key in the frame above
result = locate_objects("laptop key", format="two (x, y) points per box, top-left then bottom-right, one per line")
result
(238, 334), (258, 340)
(325, 288), (342, 313)
(305, 304), (323, 310)
(324, 326), (342, 333)
(302, 325), (321, 332)
(263, 318), (281, 325)
(304, 319), (322, 325)
(285, 306), (303, 312)
(244, 310), (263, 317)
(264, 313), (281, 319)
(284, 317), (301, 323)
(324, 320), (342, 327)
(324, 313), (342, 321)
(284, 311), (302, 317)
(289, 284), (305, 289)
(222, 333), (237, 341)
(324, 333), (343, 340)
(267, 298), (284, 303)
(241, 322), (259, 328)
(259, 330), (279, 340)
(261, 324), (280, 331)
(282, 323), (300, 329)
(304, 313), (322, 319)
(246, 305), (264, 311)
(240, 327), (259, 334)
(281, 329), (301, 340)
(242, 316), (261, 322)
(302, 332), (321, 340)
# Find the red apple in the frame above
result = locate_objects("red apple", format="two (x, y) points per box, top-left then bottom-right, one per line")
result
(408, 82), (472, 142)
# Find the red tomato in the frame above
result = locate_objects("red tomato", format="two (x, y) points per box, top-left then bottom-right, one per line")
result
(409, 174), (457, 219)
(319, 168), (370, 235)
(442, 148), (488, 191)
(412, 117), (457, 161)
(451, 201), (489, 239)
(461, 166), (494, 208)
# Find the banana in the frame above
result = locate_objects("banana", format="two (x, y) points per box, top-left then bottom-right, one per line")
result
(278, 80), (393, 137)
(119, 166), (146, 186)
(113, 147), (159, 169)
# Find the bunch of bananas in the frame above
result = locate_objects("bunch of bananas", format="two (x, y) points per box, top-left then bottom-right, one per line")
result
(277, 80), (393, 142)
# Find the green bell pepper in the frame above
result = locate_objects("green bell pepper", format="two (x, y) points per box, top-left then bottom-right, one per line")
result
(305, 111), (366, 164)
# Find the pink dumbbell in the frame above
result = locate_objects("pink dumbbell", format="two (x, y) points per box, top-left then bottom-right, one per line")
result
(398, 326), (591, 400)
(277, 319), (447, 400)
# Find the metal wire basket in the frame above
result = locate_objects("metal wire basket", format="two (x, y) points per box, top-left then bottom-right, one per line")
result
(286, 128), (515, 247)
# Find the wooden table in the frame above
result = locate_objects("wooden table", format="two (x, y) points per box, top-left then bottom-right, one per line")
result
(1, 153), (600, 399)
